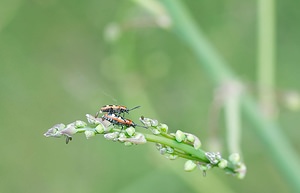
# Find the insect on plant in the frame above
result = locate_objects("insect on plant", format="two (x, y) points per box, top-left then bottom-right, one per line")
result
(101, 113), (147, 129)
(95, 105), (141, 118)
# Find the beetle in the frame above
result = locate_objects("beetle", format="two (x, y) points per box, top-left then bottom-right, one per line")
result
(101, 113), (136, 127)
(96, 105), (141, 117)
(102, 113), (147, 129)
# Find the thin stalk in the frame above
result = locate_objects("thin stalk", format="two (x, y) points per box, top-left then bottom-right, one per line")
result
(224, 89), (242, 155)
(160, 0), (300, 192)
(144, 133), (236, 174)
(257, 0), (276, 119)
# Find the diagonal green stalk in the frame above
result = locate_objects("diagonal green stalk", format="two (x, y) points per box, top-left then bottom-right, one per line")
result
(160, 0), (300, 192)
(161, 1), (234, 83)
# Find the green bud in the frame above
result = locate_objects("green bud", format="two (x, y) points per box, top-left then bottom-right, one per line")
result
(74, 120), (87, 128)
(184, 160), (197, 172)
(151, 128), (160, 135)
(236, 164), (247, 179)
(206, 152), (222, 165)
(175, 130), (186, 142)
(229, 153), (240, 164)
(186, 134), (195, 143)
(118, 133), (147, 144)
(44, 123), (65, 138)
(150, 119), (159, 127)
(104, 124), (113, 132)
(126, 127), (135, 136)
(118, 132), (126, 139)
(86, 114), (101, 125)
(166, 154), (178, 160)
(183, 132), (202, 149)
(139, 116), (158, 127)
(158, 124), (168, 133)
(60, 123), (77, 137)
(124, 142), (133, 146)
(85, 130), (96, 139)
(218, 159), (228, 169)
(133, 133), (147, 144)
(193, 137), (201, 150)
(104, 132), (119, 141)
(95, 124), (105, 134)
(160, 147), (167, 155)
(166, 146), (174, 154)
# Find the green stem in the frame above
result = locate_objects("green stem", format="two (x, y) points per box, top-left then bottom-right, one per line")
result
(161, 0), (234, 84)
(224, 87), (242, 155)
(257, 0), (276, 118)
(160, 132), (175, 140)
(160, 0), (300, 192)
(173, 150), (200, 161)
(144, 133), (208, 162)
(144, 133), (236, 174)
(87, 125), (237, 173)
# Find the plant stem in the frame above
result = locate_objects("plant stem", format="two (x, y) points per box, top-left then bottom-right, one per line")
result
(224, 89), (242, 155)
(257, 0), (276, 119)
(144, 133), (236, 174)
(144, 133), (208, 162)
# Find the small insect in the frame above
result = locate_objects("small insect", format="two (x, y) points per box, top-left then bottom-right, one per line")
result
(96, 105), (141, 117)
(102, 113), (147, 129)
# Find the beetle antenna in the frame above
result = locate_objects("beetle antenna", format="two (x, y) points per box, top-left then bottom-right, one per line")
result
(129, 106), (141, 111)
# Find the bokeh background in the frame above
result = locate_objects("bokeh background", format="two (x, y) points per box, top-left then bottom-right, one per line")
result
(1, 0), (299, 192)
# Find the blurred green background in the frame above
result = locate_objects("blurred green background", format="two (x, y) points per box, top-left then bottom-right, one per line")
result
(1, 0), (299, 192)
